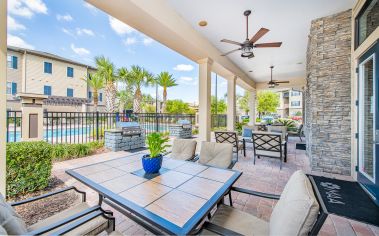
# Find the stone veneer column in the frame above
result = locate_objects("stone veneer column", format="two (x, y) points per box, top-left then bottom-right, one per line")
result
(227, 76), (236, 131)
(197, 58), (213, 142)
(305, 10), (352, 175)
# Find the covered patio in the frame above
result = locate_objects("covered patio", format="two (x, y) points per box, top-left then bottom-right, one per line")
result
(0, 0), (379, 235)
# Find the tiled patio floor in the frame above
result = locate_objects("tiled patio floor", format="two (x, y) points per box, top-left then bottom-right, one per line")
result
(52, 137), (379, 235)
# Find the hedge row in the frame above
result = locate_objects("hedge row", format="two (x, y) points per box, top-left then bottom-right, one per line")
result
(6, 141), (103, 197)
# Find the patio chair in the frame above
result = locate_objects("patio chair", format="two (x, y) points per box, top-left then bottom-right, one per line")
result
(2, 186), (115, 235)
(165, 138), (198, 161)
(200, 170), (325, 236)
(198, 141), (234, 169)
(214, 131), (245, 160)
(267, 125), (288, 162)
(288, 124), (304, 141)
(241, 125), (255, 143)
(252, 131), (285, 169)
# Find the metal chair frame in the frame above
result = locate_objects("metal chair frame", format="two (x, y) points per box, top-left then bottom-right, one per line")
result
(252, 132), (284, 169)
(214, 131), (246, 161)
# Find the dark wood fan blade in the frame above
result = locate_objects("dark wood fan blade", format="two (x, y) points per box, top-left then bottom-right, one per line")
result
(248, 52), (255, 59)
(221, 48), (241, 56)
(274, 81), (290, 83)
(250, 28), (269, 43)
(220, 39), (243, 46)
(255, 42), (282, 48)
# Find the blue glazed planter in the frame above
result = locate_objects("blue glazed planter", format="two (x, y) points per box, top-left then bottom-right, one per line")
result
(142, 154), (163, 174)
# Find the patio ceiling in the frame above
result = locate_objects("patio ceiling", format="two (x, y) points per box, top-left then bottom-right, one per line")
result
(167, 0), (356, 83)
(87, 0), (355, 88)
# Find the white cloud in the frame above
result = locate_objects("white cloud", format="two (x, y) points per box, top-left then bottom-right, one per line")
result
(179, 76), (198, 86)
(173, 64), (194, 72)
(8, 0), (47, 18)
(76, 28), (94, 36)
(7, 34), (34, 49)
(62, 28), (75, 37)
(8, 16), (26, 31)
(179, 76), (193, 81)
(143, 37), (153, 46)
(123, 37), (137, 46)
(109, 16), (135, 35)
(83, 2), (98, 14)
(70, 43), (90, 56)
(56, 14), (73, 22)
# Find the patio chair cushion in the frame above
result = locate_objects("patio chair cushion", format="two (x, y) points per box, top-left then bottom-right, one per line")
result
(206, 204), (269, 235)
(269, 170), (319, 236)
(267, 126), (287, 141)
(199, 142), (233, 169)
(0, 225), (7, 235)
(169, 139), (197, 161)
(255, 150), (281, 158)
(28, 202), (109, 235)
(242, 125), (254, 138)
(0, 194), (28, 235)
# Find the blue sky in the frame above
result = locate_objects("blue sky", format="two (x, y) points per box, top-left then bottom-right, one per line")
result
(7, 0), (244, 103)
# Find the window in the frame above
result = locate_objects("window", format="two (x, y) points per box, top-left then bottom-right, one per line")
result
(67, 88), (74, 97)
(44, 62), (52, 74)
(6, 82), (17, 95)
(355, 0), (378, 48)
(7, 55), (18, 69)
(67, 67), (74, 77)
(291, 101), (301, 107)
(99, 93), (103, 102)
(88, 91), (92, 99)
(44, 86), (52, 96)
(291, 91), (301, 96)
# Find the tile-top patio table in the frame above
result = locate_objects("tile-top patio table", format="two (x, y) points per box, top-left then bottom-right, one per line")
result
(66, 155), (242, 235)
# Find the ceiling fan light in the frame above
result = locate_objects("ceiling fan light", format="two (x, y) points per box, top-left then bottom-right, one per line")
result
(241, 47), (253, 57)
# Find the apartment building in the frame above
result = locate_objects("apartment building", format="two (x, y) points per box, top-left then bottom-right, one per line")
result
(6, 46), (105, 112)
(276, 89), (303, 118)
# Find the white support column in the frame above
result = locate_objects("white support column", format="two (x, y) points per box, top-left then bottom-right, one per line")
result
(248, 89), (256, 126)
(227, 76), (236, 131)
(197, 58), (212, 142)
(0, 0), (7, 195)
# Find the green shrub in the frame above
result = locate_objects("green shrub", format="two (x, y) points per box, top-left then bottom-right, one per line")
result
(51, 141), (104, 161)
(274, 118), (297, 131)
(6, 141), (53, 197)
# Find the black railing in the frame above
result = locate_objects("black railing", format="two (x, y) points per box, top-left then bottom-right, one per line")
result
(6, 111), (22, 142)
(135, 113), (196, 135)
(43, 112), (117, 144)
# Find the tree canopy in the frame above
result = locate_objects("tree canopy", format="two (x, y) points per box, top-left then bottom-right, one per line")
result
(211, 96), (227, 114)
(237, 91), (250, 115)
(256, 90), (279, 116)
(165, 99), (195, 114)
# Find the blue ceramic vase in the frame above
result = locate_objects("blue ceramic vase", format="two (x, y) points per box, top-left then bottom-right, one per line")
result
(142, 154), (163, 174)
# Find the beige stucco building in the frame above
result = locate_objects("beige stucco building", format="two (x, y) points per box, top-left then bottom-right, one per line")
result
(6, 46), (105, 112)
(277, 90), (303, 118)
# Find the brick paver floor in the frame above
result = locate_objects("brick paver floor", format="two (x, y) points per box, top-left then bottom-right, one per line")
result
(52, 137), (379, 235)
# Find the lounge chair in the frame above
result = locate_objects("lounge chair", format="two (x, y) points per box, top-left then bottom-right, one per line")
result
(2, 186), (115, 235)
(288, 124), (304, 141)
(198, 141), (234, 169)
(214, 131), (245, 160)
(165, 138), (197, 161)
(200, 170), (326, 236)
(252, 131), (285, 169)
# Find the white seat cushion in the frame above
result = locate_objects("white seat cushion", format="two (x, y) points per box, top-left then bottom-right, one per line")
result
(28, 202), (109, 235)
(199, 142), (233, 169)
(269, 170), (319, 236)
(0, 194), (28, 235)
(207, 204), (269, 236)
(255, 150), (281, 158)
(169, 139), (197, 161)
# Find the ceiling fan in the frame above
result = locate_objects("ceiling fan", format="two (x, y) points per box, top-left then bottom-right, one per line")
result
(268, 66), (289, 88)
(220, 10), (282, 59)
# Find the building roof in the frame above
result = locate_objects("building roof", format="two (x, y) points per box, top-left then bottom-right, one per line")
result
(8, 46), (97, 70)
(44, 96), (89, 106)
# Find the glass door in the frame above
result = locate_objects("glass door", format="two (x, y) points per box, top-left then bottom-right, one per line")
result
(358, 42), (379, 205)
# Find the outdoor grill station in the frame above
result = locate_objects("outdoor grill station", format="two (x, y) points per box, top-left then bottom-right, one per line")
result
(104, 110), (145, 151)
(169, 119), (193, 138)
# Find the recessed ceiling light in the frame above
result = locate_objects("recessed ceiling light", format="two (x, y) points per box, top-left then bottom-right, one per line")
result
(297, 62), (303, 65)
(198, 21), (207, 27)
(248, 70), (253, 72)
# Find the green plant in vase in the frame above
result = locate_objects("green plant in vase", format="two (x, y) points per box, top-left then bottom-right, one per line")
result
(142, 132), (170, 173)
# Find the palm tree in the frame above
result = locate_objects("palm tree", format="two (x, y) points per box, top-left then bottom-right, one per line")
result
(156, 71), (177, 111)
(126, 65), (154, 113)
(81, 73), (104, 112)
(94, 56), (117, 112)
(117, 67), (133, 112)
